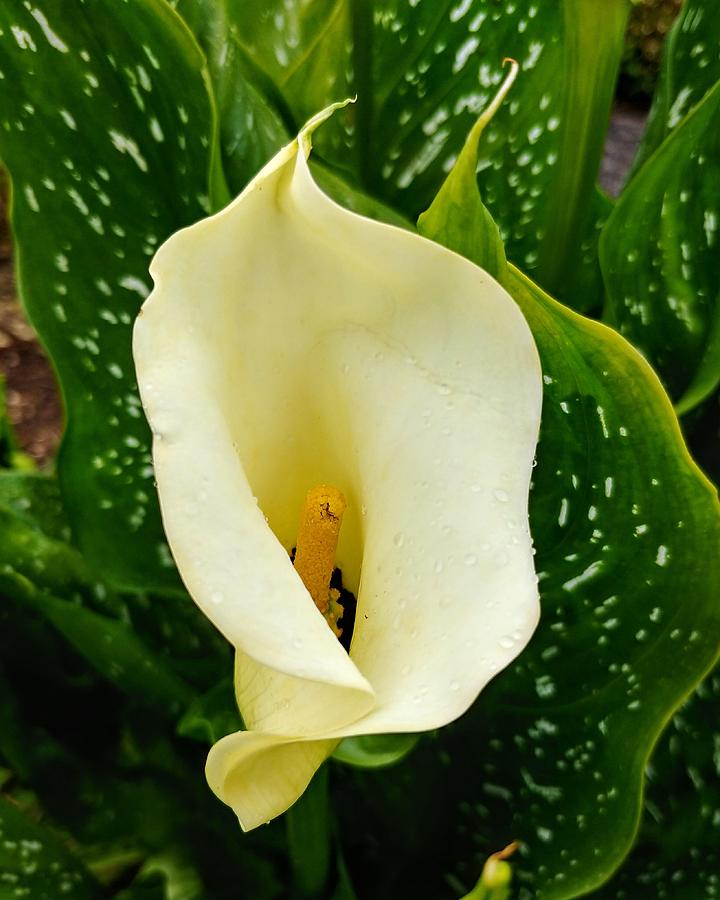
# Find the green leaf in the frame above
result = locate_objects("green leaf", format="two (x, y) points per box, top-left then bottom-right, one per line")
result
(0, 377), (32, 470)
(332, 734), (420, 770)
(601, 80), (720, 412)
(337, 267), (720, 897)
(171, 0), (289, 198)
(632, 0), (720, 173)
(0, 471), (194, 712)
(0, 504), (101, 607)
(177, 678), (241, 744)
(0, 795), (101, 899)
(416, 62), (516, 283)
(344, 163), (720, 898)
(184, 0), (628, 309)
(23, 590), (194, 716)
(0, 470), (69, 542)
(530, 0), (628, 299)
(123, 852), (205, 900)
(0, 0), (218, 590)
(592, 668), (720, 898)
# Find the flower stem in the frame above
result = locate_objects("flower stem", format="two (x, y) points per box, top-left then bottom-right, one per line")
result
(285, 765), (332, 898)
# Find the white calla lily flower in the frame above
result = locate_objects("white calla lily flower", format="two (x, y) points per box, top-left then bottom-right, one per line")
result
(133, 103), (543, 831)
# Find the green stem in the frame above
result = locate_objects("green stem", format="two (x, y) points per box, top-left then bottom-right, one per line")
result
(285, 766), (332, 898)
(535, 0), (630, 296)
(350, 0), (374, 191)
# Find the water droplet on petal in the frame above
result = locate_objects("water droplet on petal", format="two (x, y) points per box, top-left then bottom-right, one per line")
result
(493, 489), (510, 503)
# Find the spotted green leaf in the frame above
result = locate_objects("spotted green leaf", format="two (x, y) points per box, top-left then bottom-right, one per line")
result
(416, 61), (514, 284)
(632, 0), (720, 174)
(0, 0), (219, 590)
(601, 80), (720, 413)
(593, 667), (720, 899)
(170, 0), (288, 197)
(174, 0), (628, 309)
(0, 795), (101, 899)
(328, 139), (720, 897)
(336, 265), (720, 898)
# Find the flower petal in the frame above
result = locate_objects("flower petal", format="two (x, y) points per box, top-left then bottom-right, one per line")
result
(205, 730), (337, 831)
(134, 104), (542, 826)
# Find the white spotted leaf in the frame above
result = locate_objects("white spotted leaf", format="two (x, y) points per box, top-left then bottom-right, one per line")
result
(334, 267), (720, 899)
(601, 80), (720, 413)
(0, 795), (101, 899)
(632, 0), (720, 174)
(0, 0), (219, 589)
(174, 0), (630, 310)
(593, 669), (720, 898)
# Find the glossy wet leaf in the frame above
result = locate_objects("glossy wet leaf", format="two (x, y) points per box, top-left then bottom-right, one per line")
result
(416, 61), (513, 284)
(315, 160), (720, 895)
(170, 0), (288, 198)
(176, 0), (627, 308)
(0, 0), (217, 590)
(601, 81), (720, 411)
(593, 668), (720, 898)
(336, 267), (720, 898)
(0, 796), (101, 900)
(632, 0), (720, 173)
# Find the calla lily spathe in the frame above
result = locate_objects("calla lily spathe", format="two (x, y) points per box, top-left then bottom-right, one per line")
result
(133, 105), (543, 831)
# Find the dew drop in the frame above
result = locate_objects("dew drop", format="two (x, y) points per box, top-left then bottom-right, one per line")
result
(393, 532), (406, 548)
(499, 635), (515, 649)
(464, 553), (478, 566)
(493, 488), (510, 503)
(450, 679), (460, 692)
(210, 591), (224, 605)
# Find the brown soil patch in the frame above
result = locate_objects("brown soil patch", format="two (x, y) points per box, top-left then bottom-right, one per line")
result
(0, 189), (62, 467)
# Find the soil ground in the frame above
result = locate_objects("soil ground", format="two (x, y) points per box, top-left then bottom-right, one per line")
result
(0, 106), (648, 468)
